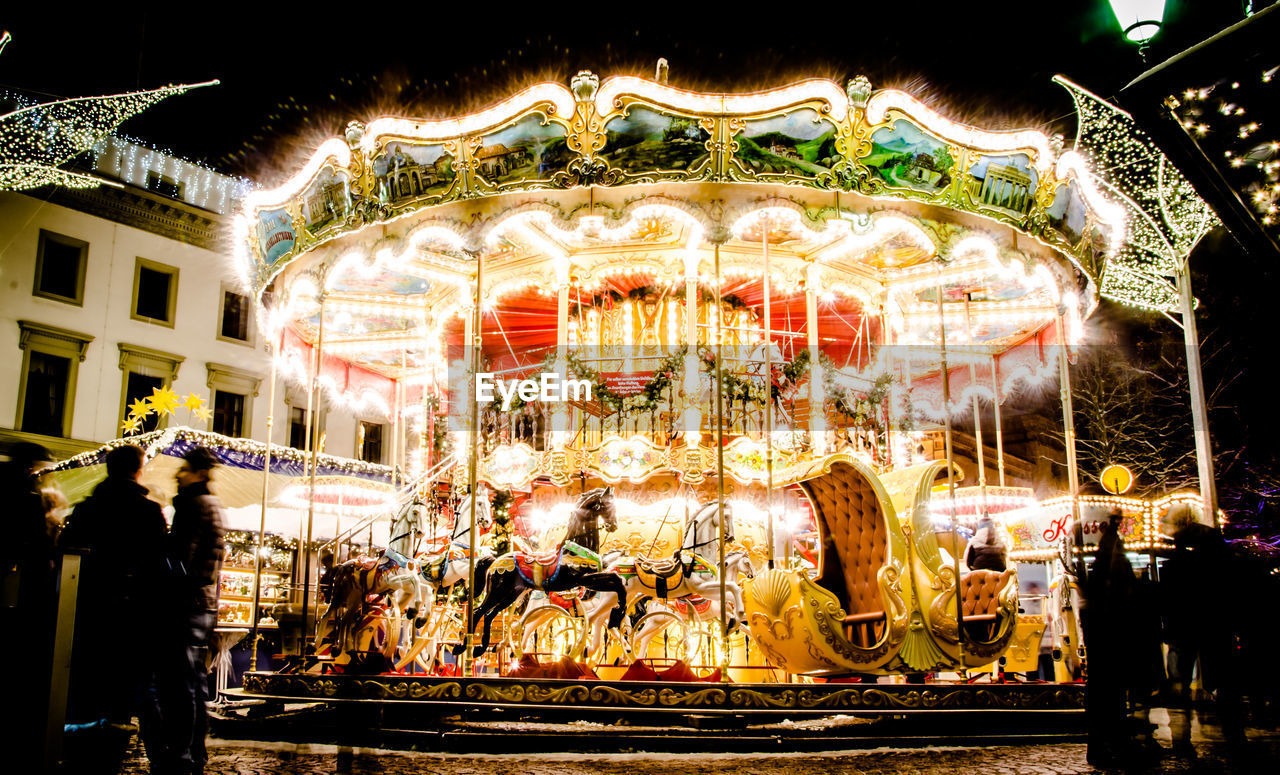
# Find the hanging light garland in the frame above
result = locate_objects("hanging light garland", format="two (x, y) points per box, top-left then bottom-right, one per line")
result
(1169, 66), (1280, 233)
(1056, 77), (1220, 312)
(0, 35), (217, 192)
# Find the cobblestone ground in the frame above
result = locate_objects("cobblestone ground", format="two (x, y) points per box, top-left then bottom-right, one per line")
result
(107, 739), (1279, 775)
(98, 710), (1277, 775)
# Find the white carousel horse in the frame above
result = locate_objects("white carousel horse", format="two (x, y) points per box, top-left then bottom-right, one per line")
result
(314, 498), (427, 671)
(604, 502), (751, 635)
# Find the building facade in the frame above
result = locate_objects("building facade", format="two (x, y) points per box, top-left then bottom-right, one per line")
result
(0, 139), (386, 465)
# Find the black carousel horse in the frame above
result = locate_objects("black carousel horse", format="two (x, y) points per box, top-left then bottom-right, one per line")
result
(454, 486), (624, 658)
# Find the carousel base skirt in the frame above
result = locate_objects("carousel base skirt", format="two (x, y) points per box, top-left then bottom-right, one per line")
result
(237, 671), (1086, 717)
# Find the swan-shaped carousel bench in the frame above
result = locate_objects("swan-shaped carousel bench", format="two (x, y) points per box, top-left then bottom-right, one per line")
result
(743, 455), (1018, 676)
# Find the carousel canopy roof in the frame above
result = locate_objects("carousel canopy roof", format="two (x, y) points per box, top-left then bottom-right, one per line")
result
(230, 72), (1211, 417)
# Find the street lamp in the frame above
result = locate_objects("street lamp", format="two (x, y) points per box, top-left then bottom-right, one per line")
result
(1108, 0), (1166, 43)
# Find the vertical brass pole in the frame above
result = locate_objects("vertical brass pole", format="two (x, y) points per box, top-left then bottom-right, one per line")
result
(762, 220), (775, 570)
(936, 274), (965, 668)
(1057, 311), (1086, 585)
(465, 252), (484, 675)
(714, 240), (729, 675)
(963, 294), (989, 520)
(301, 296), (326, 653)
(250, 327), (279, 670)
(991, 355), (1006, 487)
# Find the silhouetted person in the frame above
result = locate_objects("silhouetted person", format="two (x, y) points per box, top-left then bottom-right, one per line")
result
(1085, 507), (1136, 765)
(1162, 511), (1243, 747)
(0, 441), (55, 770)
(965, 516), (1007, 572)
(58, 444), (168, 767)
(153, 447), (225, 775)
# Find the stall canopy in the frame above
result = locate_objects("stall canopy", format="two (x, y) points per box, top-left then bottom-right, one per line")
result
(49, 427), (395, 538)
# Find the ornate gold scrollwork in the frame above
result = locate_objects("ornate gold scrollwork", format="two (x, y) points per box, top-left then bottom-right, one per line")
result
(879, 563), (910, 645)
(928, 565), (959, 643)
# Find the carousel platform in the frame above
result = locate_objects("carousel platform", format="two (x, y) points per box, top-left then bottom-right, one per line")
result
(237, 671), (1084, 717)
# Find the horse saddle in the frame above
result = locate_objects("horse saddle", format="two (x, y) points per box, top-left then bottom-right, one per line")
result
(670, 595), (712, 617)
(515, 549), (563, 587)
(634, 554), (690, 598)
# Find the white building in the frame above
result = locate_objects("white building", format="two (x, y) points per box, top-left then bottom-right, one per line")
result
(0, 138), (387, 465)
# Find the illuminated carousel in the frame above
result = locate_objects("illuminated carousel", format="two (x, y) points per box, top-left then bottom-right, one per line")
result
(229, 71), (1165, 715)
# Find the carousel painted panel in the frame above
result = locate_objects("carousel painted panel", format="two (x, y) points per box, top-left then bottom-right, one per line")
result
(966, 152), (1039, 220)
(597, 105), (713, 183)
(299, 166), (354, 239)
(729, 108), (843, 187)
(254, 206), (296, 272)
(470, 113), (571, 192)
(371, 141), (458, 210)
(860, 119), (958, 199)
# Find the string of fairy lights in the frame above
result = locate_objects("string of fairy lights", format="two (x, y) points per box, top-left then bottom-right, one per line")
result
(1056, 77), (1221, 312)
(1169, 65), (1280, 233)
(0, 31), (220, 194)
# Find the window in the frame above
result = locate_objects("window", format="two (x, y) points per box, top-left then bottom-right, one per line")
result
(205, 362), (261, 439)
(117, 343), (184, 435)
(219, 287), (250, 342)
(289, 406), (308, 450)
(132, 258), (179, 326)
(212, 390), (245, 437)
(34, 230), (88, 305)
(124, 373), (163, 433)
(16, 321), (94, 439)
(21, 352), (71, 437)
(358, 422), (384, 464)
(146, 172), (183, 199)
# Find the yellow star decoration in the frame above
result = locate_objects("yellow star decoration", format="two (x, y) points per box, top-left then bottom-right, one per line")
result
(194, 407), (214, 422)
(121, 416), (143, 434)
(183, 392), (206, 412)
(127, 397), (152, 420)
(149, 386), (182, 416)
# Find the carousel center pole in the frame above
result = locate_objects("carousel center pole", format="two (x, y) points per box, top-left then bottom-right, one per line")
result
(714, 237), (729, 678)
(936, 272), (965, 669)
(301, 295), (326, 655)
(464, 251), (484, 676)
(249, 325), (280, 670)
(762, 217), (775, 571)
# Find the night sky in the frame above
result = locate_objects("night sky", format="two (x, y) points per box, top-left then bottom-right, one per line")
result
(0, 3), (1257, 173)
(3, 2), (1278, 525)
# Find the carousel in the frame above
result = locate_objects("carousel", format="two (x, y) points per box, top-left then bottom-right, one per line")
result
(225, 71), (1182, 716)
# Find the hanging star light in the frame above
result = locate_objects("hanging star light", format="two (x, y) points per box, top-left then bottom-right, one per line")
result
(1055, 76), (1220, 312)
(127, 396), (153, 420)
(183, 392), (207, 412)
(121, 415), (143, 435)
(148, 386), (182, 416)
(0, 32), (216, 192)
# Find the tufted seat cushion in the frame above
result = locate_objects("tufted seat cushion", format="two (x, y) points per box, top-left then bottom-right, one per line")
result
(960, 569), (1012, 641)
(801, 462), (888, 648)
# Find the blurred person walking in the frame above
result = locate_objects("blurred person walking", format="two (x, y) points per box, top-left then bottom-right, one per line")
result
(152, 447), (225, 775)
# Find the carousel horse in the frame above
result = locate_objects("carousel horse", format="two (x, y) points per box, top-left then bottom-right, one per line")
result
(456, 486), (624, 658)
(314, 498), (427, 671)
(605, 502), (751, 633)
(394, 488), (498, 671)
